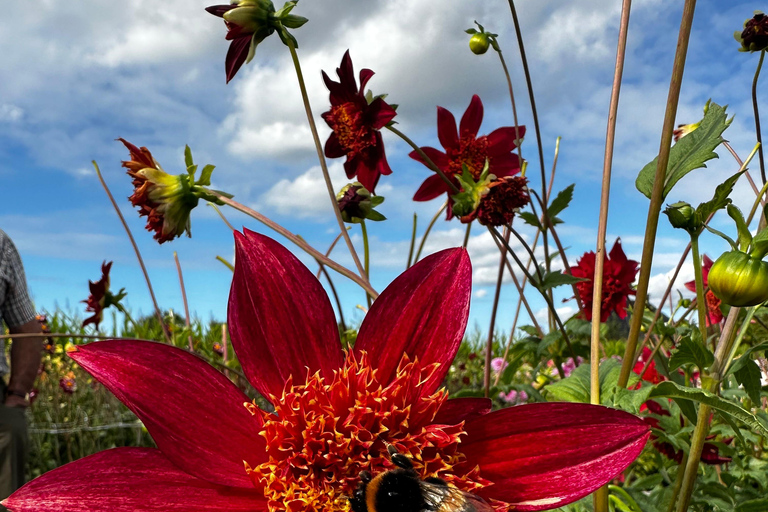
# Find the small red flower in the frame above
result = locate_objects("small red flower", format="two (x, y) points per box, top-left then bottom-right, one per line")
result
(212, 342), (225, 356)
(6, 231), (649, 512)
(410, 95), (525, 217)
(321, 51), (396, 193)
(82, 262), (113, 329)
(684, 254), (723, 326)
(461, 175), (529, 227)
(59, 372), (77, 395)
(570, 239), (639, 322)
(633, 347), (663, 385)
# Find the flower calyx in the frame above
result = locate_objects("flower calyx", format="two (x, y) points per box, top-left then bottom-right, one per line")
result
(465, 21), (499, 55)
(336, 182), (386, 224)
(664, 201), (696, 232)
(736, 11), (768, 52)
(707, 250), (768, 307)
(451, 161), (494, 219)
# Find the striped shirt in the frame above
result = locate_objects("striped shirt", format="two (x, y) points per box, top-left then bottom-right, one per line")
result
(0, 229), (36, 375)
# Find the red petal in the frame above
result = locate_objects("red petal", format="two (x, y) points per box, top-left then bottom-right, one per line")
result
(486, 126), (527, 155)
(225, 36), (251, 83)
(3, 448), (265, 512)
(436, 106), (459, 150)
(68, 340), (264, 488)
(368, 98), (397, 129)
(354, 248), (471, 393)
(359, 68), (374, 92)
(459, 95), (483, 138)
(488, 153), (521, 177)
(408, 146), (451, 170)
(228, 230), (343, 400)
(323, 132), (345, 158)
(433, 397), (492, 424)
(205, 5), (237, 18)
(462, 403), (650, 511)
(412, 174), (450, 202)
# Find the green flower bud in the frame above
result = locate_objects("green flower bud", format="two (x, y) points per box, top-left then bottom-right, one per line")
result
(469, 33), (490, 55)
(680, 298), (692, 308)
(664, 201), (696, 231)
(336, 183), (386, 224)
(708, 250), (768, 307)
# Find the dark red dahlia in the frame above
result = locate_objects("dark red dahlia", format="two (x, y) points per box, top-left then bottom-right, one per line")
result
(737, 11), (768, 52)
(684, 254), (723, 326)
(321, 51), (396, 194)
(410, 95), (525, 217)
(570, 239), (639, 322)
(462, 175), (529, 227)
(82, 262), (113, 329)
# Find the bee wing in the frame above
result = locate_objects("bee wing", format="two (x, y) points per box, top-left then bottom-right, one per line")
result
(418, 480), (495, 512)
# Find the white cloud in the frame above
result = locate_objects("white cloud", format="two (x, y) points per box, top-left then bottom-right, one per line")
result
(258, 162), (347, 218)
(0, 104), (23, 122)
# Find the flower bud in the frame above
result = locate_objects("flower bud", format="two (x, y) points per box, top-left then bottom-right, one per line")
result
(736, 11), (768, 52)
(336, 183), (386, 224)
(664, 201), (696, 231)
(708, 250), (768, 307)
(469, 33), (490, 54)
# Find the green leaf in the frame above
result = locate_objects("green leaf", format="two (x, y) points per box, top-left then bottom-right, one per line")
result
(751, 225), (768, 259)
(546, 360), (630, 406)
(727, 342), (768, 375)
(281, 14), (308, 29)
(518, 211), (542, 229)
(365, 211), (387, 222)
(196, 164), (216, 187)
(649, 381), (768, 437)
(736, 499), (768, 512)
(668, 335), (714, 373)
(694, 170), (744, 231)
(530, 268), (585, 292)
(636, 101), (731, 200)
(184, 145), (194, 169)
(547, 184), (575, 219)
(727, 204), (753, 251)
(734, 359), (763, 405)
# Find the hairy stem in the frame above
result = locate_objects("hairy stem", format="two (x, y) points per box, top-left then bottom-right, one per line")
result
(173, 251), (194, 351)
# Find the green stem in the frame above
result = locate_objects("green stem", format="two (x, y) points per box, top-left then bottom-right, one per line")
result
(462, 222), (472, 248)
(318, 266), (347, 333)
(723, 305), (759, 374)
(619, 0), (698, 389)
(386, 125), (459, 194)
(690, 234), (709, 344)
(414, 202), (448, 263)
(407, 213), (418, 269)
(286, 41), (367, 280)
(752, 50), (765, 184)
(360, 220), (372, 308)
(485, 228), (510, 398)
(494, 48), (523, 163)
(666, 454), (688, 512)
(115, 305), (139, 334)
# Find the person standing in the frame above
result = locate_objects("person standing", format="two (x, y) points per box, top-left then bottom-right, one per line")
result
(0, 229), (43, 504)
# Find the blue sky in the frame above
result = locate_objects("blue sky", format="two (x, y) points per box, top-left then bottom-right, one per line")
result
(1, 0), (765, 335)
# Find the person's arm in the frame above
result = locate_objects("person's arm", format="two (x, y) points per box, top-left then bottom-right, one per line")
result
(5, 321), (43, 408)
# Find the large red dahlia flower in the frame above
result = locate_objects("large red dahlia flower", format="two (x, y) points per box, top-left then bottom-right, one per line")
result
(571, 239), (639, 322)
(684, 254), (723, 326)
(410, 95), (525, 217)
(321, 51), (396, 194)
(5, 230), (649, 512)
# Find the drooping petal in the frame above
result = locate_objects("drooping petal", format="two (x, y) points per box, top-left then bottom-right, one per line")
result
(486, 126), (527, 155)
(413, 174), (451, 202)
(225, 36), (252, 83)
(323, 131), (345, 158)
(228, 230), (343, 400)
(433, 397), (492, 425)
(68, 340), (264, 488)
(359, 67), (375, 92)
(3, 448), (265, 512)
(408, 146), (451, 170)
(461, 403), (650, 511)
(436, 106), (459, 151)
(487, 153), (521, 177)
(459, 95), (483, 138)
(367, 97), (397, 129)
(354, 248), (471, 393)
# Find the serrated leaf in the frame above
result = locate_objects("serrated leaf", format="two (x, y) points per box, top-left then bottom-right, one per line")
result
(196, 164), (215, 187)
(668, 335), (714, 373)
(727, 342), (768, 375)
(518, 211), (542, 229)
(547, 184), (575, 219)
(727, 204), (752, 251)
(546, 360), (629, 406)
(536, 330), (561, 356)
(649, 381), (768, 437)
(530, 268), (586, 292)
(636, 101), (731, 200)
(735, 359), (763, 405)
(694, 170), (744, 230)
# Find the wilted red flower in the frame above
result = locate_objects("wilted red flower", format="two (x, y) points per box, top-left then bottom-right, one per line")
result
(461, 175), (529, 227)
(736, 11), (768, 52)
(684, 254), (723, 326)
(5, 231), (649, 512)
(410, 95), (525, 217)
(322, 51), (396, 194)
(212, 342), (225, 356)
(59, 372), (77, 395)
(82, 261), (124, 329)
(571, 239), (639, 322)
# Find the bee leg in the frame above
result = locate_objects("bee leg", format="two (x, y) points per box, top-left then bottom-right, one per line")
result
(424, 477), (448, 486)
(386, 444), (415, 470)
(359, 470), (372, 483)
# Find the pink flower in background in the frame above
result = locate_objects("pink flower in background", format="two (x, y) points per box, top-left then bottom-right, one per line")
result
(491, 357), (508, 373)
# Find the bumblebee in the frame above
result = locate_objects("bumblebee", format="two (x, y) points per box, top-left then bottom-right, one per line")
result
(349, 445), (493, 512)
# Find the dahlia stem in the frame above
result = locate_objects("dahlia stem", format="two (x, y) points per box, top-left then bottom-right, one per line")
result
(93, 161), (171, 345)
(207, 202), (236, 231)
(618, 0), (698, 390)
(315, 229), (348, 279)
(675, 305), (740, 512)
(286, 41), (367, 280)
(407, 213), (418, 269)
(360, 219), (372, 308)
(212, 192), (379, 298)
(462, 222), (472, 248)
(216, 255), (234, 271)
(318, 265), (347, 334)
(690, 234), (709, 344)
(494, 47), (523, 163)
(114, 304), (139, 333)
(485, 228), (511, 398)
(666, 454), (688, 512)
(723, 141), (765, 204)
(386, 125), (460, 194)
(173, 251), (194, 352)
(752, 50), (766, 185)
(723, 305), (759, 377)
(414, 202), (448, 264)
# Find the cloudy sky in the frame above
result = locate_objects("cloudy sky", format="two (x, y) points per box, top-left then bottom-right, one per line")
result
(1, 0), (764, 335)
